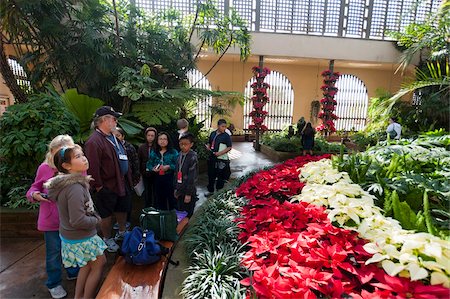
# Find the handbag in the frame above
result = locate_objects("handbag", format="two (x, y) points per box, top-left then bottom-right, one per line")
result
(121, 227), (164, 265)
(140, 207), (178, 242)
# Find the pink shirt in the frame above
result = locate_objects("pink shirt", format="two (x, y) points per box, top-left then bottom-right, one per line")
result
(26, 163), (60, 231)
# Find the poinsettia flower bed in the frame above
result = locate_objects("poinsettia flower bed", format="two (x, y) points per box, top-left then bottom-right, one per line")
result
(236, 156), (450, 298)
(293, 159), (450, 287)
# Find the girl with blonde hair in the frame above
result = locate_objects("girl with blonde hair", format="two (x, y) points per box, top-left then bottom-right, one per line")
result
(26, 134), (79, 299)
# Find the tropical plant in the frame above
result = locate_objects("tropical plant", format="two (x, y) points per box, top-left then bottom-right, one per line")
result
(388, 1), (450, 131)
(60, 88), (104, 143)
(0, 92), (79, 207)
(332, 135), (450, 238)
(113, 64), (242, 126)
(188, 0), (251, 85)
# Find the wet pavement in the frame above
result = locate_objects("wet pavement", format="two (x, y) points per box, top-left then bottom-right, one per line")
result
(0, 142), (275, 299)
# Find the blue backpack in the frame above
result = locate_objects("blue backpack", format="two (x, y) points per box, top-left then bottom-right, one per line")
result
(121, 227), (164, 265)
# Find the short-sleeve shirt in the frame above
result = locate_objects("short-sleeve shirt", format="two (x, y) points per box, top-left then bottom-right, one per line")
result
(208, 131), (232, 156)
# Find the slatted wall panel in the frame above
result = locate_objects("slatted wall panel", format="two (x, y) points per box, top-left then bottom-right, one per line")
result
(334, 74), (368, 131)
(244, 71), (294, 131)
(187, 69), (212, 128)
(135, 0), (442, 40)
(344, 0), (367, 38)
(7, 58), (31, 93)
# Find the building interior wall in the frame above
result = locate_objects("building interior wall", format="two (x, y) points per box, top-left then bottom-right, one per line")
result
(196, 56), (408, 130)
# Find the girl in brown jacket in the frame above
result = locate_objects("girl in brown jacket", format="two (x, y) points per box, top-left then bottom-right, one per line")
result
(46, 145), (106, 299)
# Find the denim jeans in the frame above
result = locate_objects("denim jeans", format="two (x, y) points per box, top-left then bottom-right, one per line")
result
(44, 231), (79, 289)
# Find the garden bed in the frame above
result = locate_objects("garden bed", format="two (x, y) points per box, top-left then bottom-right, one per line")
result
(260, 144), (299, 162)
(180, 135), (450, 298)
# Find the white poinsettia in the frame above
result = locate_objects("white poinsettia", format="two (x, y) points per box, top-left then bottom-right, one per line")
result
(291, 184), (335, 206)
(331, 181), (365, 197)
(299, 159), (351, 184)
(431, 271), (450, 288)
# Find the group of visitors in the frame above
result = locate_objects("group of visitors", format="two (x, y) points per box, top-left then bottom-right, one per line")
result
(26, 106), (233, 298)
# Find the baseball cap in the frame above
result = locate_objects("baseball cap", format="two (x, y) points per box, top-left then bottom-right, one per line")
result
(94, 106), (122, 118)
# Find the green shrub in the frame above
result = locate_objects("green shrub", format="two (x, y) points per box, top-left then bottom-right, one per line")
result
(0, 93), (79, 207)
(181, 189), (249, 298)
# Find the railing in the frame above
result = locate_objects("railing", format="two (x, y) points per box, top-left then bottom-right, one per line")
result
(136, 0), (442, 40)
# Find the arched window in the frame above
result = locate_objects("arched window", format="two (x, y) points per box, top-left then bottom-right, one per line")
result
(187, 69), (212, 128)
(334, 74), (368, 131)
(244, 70), (294, 131)
(7, 58), (31, 92)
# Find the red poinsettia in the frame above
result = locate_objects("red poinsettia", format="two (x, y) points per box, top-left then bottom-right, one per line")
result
(316, 69), (340, 134)
(235, 155), (450, 298)
(249, 66), (271, 134)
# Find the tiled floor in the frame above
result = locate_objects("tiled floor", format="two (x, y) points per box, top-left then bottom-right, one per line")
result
(0, 142), (275, 299)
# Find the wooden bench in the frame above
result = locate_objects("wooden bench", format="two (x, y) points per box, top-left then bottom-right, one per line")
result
(96, 218), (189, 299)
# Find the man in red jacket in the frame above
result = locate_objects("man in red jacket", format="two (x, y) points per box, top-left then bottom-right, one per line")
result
(85, 106), (132, 252)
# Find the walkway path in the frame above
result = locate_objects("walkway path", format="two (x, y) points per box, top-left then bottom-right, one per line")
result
(0, 142), (275, 299)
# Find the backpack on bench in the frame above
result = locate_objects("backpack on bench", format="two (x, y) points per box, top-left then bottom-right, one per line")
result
(121, 226), (171, 266)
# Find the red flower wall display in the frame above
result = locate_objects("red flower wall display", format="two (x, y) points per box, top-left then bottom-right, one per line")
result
(249, 66), (271, 133)
(316, 69), (340, 134)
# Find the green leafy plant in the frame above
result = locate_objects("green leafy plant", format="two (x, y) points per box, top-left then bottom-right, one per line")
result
(0, 92), (79, 207)
(332, 135), (450, 238)
(181, 189), (249, 298)
(60, 88), (104, 142)
(5, 185), (38, 209)
(181, 243), (248, 299)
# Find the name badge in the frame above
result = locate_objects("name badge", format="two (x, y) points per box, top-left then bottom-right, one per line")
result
(177, 171), (182, 183)
(119, 154), (128, 160)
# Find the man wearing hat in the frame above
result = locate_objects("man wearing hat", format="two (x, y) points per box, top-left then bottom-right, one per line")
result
(85, 106), (132, 252)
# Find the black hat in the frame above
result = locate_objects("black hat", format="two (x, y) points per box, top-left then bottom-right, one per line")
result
(94, 106), (122, 118)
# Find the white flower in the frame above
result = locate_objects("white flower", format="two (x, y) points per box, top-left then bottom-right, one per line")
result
(382, 260), (405, 276)
(431, 271), (450, 287)
(407, 263), (429, 281)
(365, 253), (389, 264)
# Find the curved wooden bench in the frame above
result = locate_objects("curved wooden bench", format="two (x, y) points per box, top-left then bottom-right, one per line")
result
(96, 218), (189, 299)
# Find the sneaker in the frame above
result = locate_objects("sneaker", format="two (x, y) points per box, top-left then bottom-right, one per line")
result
(104, 238), (119, 253)
(114, 230), (127, 241)
(48, 285), (67, 299)
(113, 222), (131, 230)
(66, 275), (77, 281)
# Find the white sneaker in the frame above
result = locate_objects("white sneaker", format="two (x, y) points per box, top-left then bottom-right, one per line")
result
(104, 238), (119, 253)
(48, 285), (67, 299)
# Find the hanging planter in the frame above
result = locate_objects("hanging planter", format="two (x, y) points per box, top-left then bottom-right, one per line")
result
(316, 69), (340, 135)
(249, 66), (271, 133)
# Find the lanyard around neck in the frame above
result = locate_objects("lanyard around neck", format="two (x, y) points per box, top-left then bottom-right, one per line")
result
(178, 153), (187, 171)
(98, 129), (121, 151)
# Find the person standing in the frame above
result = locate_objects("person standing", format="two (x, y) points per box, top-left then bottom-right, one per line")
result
(112, 127), (139, 229)
(147, 132), (178, 210)
(205, 119), (232, 195)
(172, 118), (189, 151)
(174, 133), (198, 219)
(84, 106), (132, 253)
(301, 122), (315, 156)
(46, 145), (106, 299)
(386, 117), (402, 140)
(26, 135), (79, 299)
(138, 127), (158, 208)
